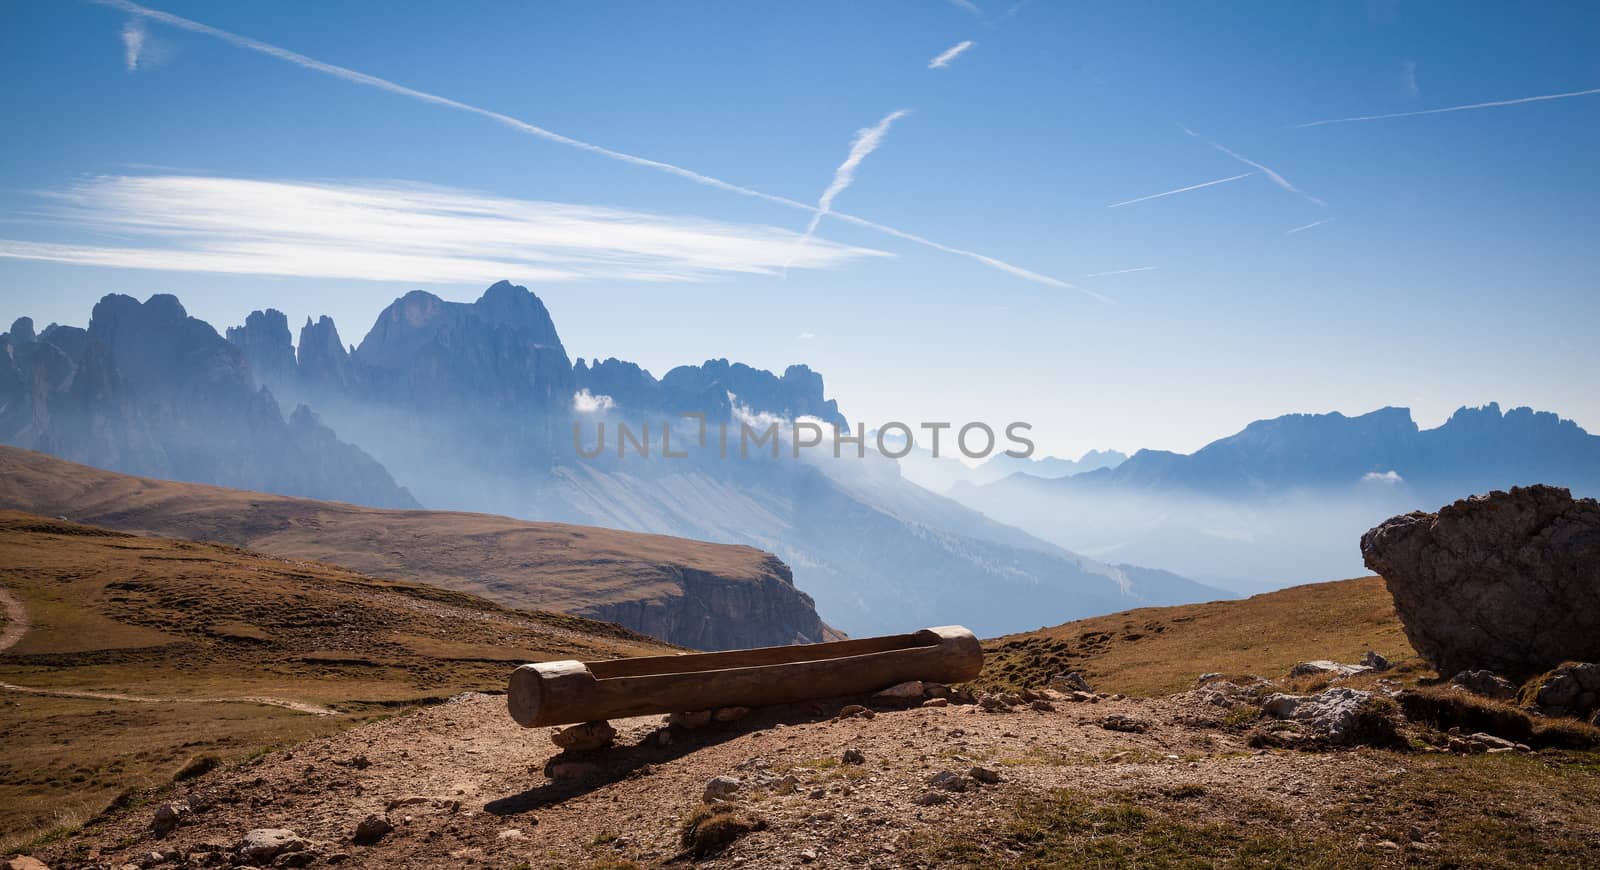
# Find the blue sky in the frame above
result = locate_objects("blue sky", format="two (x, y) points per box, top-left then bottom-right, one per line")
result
(2, 0), (1596, 456)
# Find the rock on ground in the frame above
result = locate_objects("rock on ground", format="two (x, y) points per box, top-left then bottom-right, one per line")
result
(1261, 687), (1391, 746)
(1449, 669), (1519, 701)
(1361, 485), (1600, 678)
(551, 720), (616, 752)
(236, 828), (308, 864)
(1530, 662), (1600, 718)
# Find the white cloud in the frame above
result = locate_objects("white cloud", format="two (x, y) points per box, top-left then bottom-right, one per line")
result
(1083, 266), (1156, 278)
(573, 390), (616, 413)
(1402, 61), (1419, 99)
(1296, 85), (1600, 128)
(789, 109), (910, 269)
(98, 0), (1078, 291)
(929, 41), (974, 70)
(1286, 218), (1335, 235)
(1107, 172), (1253, 208)
(0, 175), (886, 283)
(1182, 126), (1326, 208)
(1362, 470), (1404, 484)
(948, 0), (983, 18)
(121, 18), (145, 70)
(797, 331), (816, 340)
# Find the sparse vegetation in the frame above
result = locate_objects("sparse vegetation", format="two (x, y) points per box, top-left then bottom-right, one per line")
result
(678, 802), (766, 857)
(977, 576), (1423, 695)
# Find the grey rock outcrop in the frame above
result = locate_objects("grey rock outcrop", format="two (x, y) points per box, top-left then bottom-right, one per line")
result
(1449, 670), (1519, 701)
(1361, 485), (1600, 679)
(1528, 662), (1600, 718)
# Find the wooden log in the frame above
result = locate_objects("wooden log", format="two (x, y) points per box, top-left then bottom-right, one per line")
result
(508, 625), (983, 727)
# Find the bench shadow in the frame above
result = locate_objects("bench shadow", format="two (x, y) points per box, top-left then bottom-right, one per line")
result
(484, 697), (891, 816)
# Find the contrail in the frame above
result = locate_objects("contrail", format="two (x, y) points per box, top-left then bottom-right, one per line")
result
(1083, 266), (1155, 278)
(1107, 172), (1252, 208)
(1182, 126), (1325, 208)
(929, 41), (974, 70)
(94, 1), (1082, 295)
(1296, 86), (1600, 128)
(1285, 218), (1334, 235)
(789, 110), (909, 269)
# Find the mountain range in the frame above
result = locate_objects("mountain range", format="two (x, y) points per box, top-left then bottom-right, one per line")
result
(1, 282), (1226, 641)
(952, 404), (1600, 592)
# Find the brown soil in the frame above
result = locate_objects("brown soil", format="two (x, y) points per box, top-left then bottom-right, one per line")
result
(27, 690), (1600, 870)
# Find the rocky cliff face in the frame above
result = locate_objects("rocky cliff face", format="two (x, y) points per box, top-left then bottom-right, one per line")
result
(574, 357), (846, 426)
(1361, 485), (1600, 679)
(0, 296), (416, 509)
(572, 556), (835, 649)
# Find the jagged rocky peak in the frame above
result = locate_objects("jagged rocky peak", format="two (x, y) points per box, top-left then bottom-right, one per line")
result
(8, 317), (34, 344)
(297, 314), (356, 391)
(573, 356), (662, 410)
(87, 293), (252, 395)
(660, 358), (846, 425)
(226, 309), (297, 386)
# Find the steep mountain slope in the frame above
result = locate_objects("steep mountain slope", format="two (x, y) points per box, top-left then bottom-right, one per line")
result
(0, 447), (832, 650)
(0, 510), (674, 846)
(0, 299), (414, 509)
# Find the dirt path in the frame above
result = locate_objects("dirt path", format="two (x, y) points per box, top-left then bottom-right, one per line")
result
(0, 681), (339, 715)
(0, 585), (29, 653)
(0, 585), (335, 716)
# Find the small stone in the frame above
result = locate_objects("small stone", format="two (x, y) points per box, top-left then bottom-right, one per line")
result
(668, 710), (713, 730)
(1050, 672), (1093, 693)
(385, 795), (433, 810)
(703, 775), (743, 802)
(352, 814), (393, 845)
(799, 848), (818, 862)
(841, 748), (865, 765)
(873, 680), (925, 700)
(921, 698), (949, 708)
(807, 788), (826, 799)
(774, 774), (799, 795)
(913, 791), (948, 806)
(1, 859), (49, 870)
(927, 770), (970, 792)
(713, 706), (751, 722)
(968, 766), (1002, 784)
(551, 720), (616, 752)
(1029, 699), (1055, 712)
(1071, 691), (1098, 703)
(835, 704), (874, 720)
(1361, 651), (1392, 671)
(1101, 713), (1150, 733)
(237, 829), (308, 864)
(151, 800), (191, 836)
(495, 829), (524, 841)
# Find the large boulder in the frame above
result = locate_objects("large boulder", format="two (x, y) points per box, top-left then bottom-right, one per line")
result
(1361, 486), (1600, 679)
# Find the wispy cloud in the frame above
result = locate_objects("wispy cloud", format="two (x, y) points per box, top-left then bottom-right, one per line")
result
(1285, 217), (1334, 235)
(1182, 126), (1325, 207)
(1294, 86), (1600, 128)
(797, 331), (816, 341)
(928, 40), (974, 70)
(121, 17), (145, 70)
(948, 0), (983, 18)
(1084, 266), (1156, 278)
(789, 110), (909, 268)
(1402, 61), (1419, 99)
(97, 1), (1075, 291)
(1107, 172), (1253, 208)
(0, 175), (886, 283)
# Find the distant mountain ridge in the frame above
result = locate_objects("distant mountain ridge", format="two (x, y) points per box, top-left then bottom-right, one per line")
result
(3, 282), (1227, 639)
(1064, 404), (1600, 500)
(954, 403), (1600, 594)
(0, 298), (415, 509)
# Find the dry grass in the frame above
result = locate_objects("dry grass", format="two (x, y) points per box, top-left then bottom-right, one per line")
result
(977, 575), (1422, 695)
(0, 510), (675, 849)
(0, 446), (794, 623)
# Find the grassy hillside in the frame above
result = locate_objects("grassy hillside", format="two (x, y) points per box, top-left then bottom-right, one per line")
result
(0, 511), (674, 848)
(979, 575), (1421, 695)
(0, 446), (820, 649)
